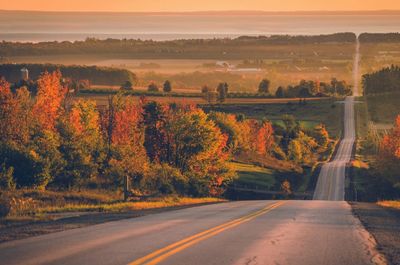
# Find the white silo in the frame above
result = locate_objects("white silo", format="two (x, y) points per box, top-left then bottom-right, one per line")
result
(21, 67), (29, 81)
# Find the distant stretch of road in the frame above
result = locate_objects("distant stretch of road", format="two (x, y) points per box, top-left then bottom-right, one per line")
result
(312, 96), (356, 200)
(313, 38), (360, 201)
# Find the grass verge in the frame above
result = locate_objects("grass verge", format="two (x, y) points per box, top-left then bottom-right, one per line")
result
(36, 197), (224, 214)
(377, 201), (400, 210)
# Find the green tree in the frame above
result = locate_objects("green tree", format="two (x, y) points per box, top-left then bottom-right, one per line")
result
(275, 86), (285, 98)
(143, 102), (168, 163)
(141, 164), (187, 195)
(121, 80), (133, 91)
(0, 163), (15, 190)
(217, 82), (228, 103)
(57, 100), (104, 189)
(163, 80), (172, 93)
(258, 79), (270, 93)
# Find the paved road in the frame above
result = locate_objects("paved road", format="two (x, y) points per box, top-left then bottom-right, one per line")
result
(313, 38), (360, 201)
(0, 201), (385, 265)
(313, 96), (356, 201)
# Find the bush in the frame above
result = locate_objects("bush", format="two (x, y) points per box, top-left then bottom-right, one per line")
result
(148, 83), (159, 92)
(141, 164), (188, 195)
(0, 195), (11, 218)
(0, 163), (15, 190)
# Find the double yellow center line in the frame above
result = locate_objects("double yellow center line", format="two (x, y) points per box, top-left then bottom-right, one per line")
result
(128, 201), (286, 265)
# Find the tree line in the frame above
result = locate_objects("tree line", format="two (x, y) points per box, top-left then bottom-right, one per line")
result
(201, 78), (351, 104)
(0, 33), (355, 59)
(0, 71), (332, 198)
(359, 33), (400, 43)
(362, 65), (400, 95)
(0, 64), (136, 86)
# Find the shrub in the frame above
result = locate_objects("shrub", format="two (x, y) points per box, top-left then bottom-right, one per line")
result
(141, 164), (188, 195)
(148, 83), (159, 92)
(0, 194), (11, 218)
(0, 163), (15, 190)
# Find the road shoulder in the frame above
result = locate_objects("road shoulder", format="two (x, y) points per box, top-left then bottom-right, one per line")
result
(350, 202), (400, 265)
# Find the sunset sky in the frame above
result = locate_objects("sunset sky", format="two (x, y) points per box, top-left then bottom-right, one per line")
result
(1, 0), (400, 12)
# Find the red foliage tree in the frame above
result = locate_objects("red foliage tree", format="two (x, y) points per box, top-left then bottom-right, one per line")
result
(380, 115), (400, 160)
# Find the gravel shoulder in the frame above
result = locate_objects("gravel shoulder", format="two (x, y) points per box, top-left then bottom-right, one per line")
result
(350, 202), (400, 265)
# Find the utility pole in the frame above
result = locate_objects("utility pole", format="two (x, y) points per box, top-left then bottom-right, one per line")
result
(123, 175), (130, 201)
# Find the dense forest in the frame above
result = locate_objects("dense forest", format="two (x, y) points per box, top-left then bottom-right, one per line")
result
(0, 71), (332, 198)
(0, 64), (136, 85)
(0, 33), (355, 59)
(362, 65), (400, 95)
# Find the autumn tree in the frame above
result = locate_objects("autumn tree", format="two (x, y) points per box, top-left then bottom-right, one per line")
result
(255, 121), (274, 155)
(0, 79), (17, 144)
(288, 132), (318, 163)
(101, 94), (147, 197)
(312, 124), (330, 147)
(33, 71), (66, 131)
(167, 109), (234, 196)
(57, 100), (104, 188)
(209, 112), (243, 152)
(377, 115), (400, 189)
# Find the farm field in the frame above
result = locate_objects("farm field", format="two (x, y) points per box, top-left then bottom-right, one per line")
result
(365, 93), (400, 125)
(360, 42), (400, 75)
(75, 93), (329, 106)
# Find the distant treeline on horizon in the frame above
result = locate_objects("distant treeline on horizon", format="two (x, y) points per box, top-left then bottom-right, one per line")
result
(0, 33), (399, 59)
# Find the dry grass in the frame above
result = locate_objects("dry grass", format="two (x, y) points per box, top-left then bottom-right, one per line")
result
(37, 197), (224, 214)
(377, 201), (400, 210)
(1, 189), (224, 217)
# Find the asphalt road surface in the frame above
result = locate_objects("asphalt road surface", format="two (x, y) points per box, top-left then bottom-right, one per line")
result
(313, 38), (360, 201)
(0, 200), (385, 265)
(313, 96), (356, 201)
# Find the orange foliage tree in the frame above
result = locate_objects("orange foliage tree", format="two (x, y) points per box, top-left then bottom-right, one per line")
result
(256, 121), (274, 155)
(0, 79), (16, 143)
(33, 71), (66, 131)
(101, 94), (148, 189)
(246, 119), (274, 155)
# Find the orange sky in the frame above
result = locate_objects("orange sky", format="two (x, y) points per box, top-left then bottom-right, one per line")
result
(1, 0), (400, 12)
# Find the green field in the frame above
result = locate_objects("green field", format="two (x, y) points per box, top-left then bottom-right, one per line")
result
(229, 162), (276, 190)
(202, 98), (343, 137)
(365, 93), (400, 124)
